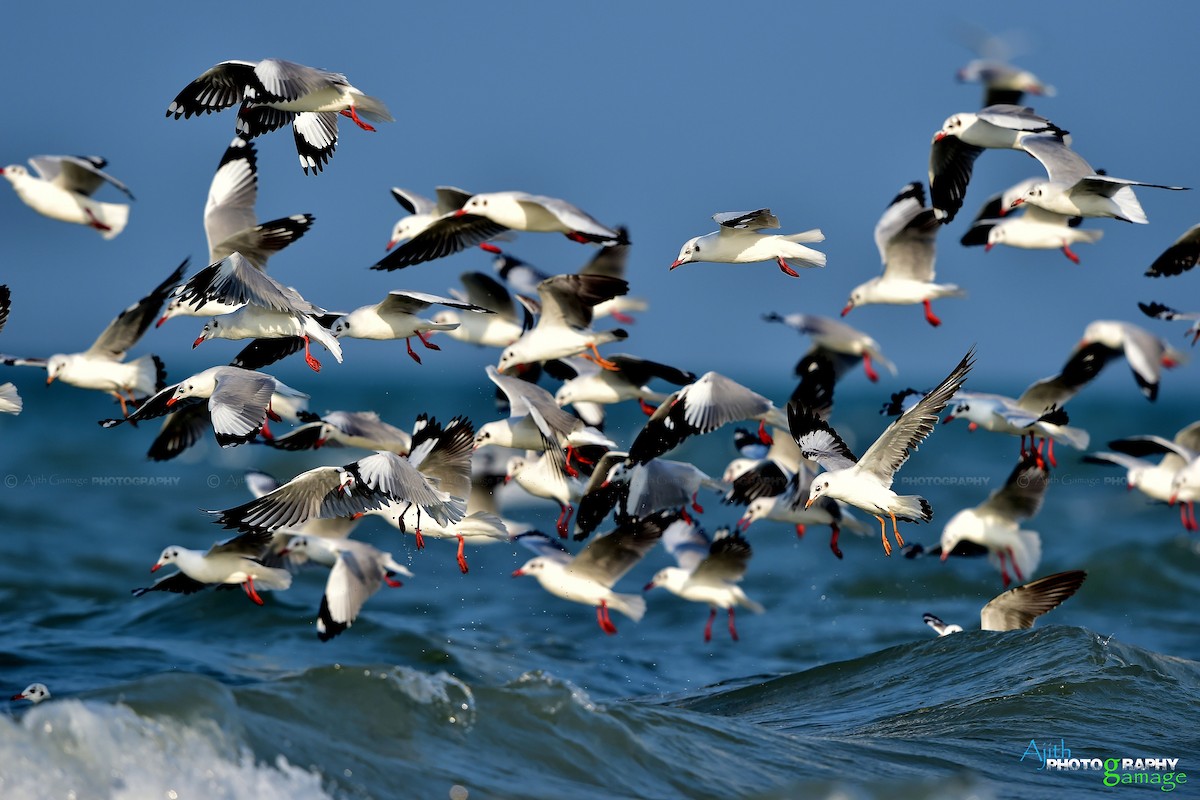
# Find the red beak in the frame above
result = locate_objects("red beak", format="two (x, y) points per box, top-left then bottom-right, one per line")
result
(511, 569), (524, 577)
(150, 563), (162, 572)
(385, 239), (397, 251)
(984, 243), (994, 252)
(643, 581), (656, 591)
(192, 336), (205, 349)
(669, 260), (683, 270)
(933, 131), (947, 142)
(454, 209), (468, 217)
(840, 303), (853, 317)
(1010, 198), (1025, 208)
(155, 314), (169, 328)
(940, 551), (949, 562)
(165, 397), (178, 408)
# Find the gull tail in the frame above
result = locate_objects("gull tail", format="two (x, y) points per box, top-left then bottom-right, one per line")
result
(782, 228), (825, 244)
(130, 354), (164, 397)
(736, 589), (765, 614)
(895, 495), (933, 523)
(607, 592), (646, 622)
(352, 93), (394, 124)
(1111, 187), (1149, 224)
(931, 284), (968, 300)
(0, 382), (22, 414)
(251, 565), (294, 591)
(1046, 424), (1090, 450)
(91, 200), (130, 240)
(302, 315), (343, 363)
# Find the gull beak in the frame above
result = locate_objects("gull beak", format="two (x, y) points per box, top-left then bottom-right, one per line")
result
(804, 497), (815, 509)
(1169, 493), (1178, 506)
(155, 313), (169, 328)
(478, 242), (501, 254)
(942, 414), (955, 424)
(454, 209), (468, 217)
(165, 397), (178, 408)
(933, 131), (947, 142)
(150, 563), (162, 573)
(669, 259), (683, 270)
(643, 581), (656, 591)
(940, 550), (949, 562)
(315, 438), (327, 448)
(10, 693), (25, 701)
(840, 303), (853, 317)
(984, 243), (995, 252)
(1010, 198), (1025, 209)
(385, 239), (397, 251)
(45, 374), (55, 385)
(277, 547), (291, 557)
(511, 568), (525, 577)
(192, 335), (205, 349)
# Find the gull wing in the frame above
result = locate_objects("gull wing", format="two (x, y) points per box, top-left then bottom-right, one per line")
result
(980, 570), (1086, 631)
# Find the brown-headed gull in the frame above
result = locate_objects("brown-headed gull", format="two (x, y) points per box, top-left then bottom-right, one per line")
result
(554, 354), (696, 415)
(957, 60), (1055, 108)
(2, 261), (183, 415)
(276, 534), (412, 641)
(670, 209), (826, 277)
(842, 183), (964, 327)
(372, 191), (624, 271)
(1070, 320), (1185, 402)
(0, 286), (20, 415)
(628, 372), (789, 465)
(1085, 424), (1200, 531)
(330, 290), (493, 364)
(100, 365), (308, 447)
(790, 349), (975, 556)
(212, 435), (467, 534)
(489, 242), (648, 324)
(1145, 223), (1200, 277)
(1139, 301), (1200, 346)
(924, 570), (1086, 635)
(763, 312), (896, 383)
(386, 186), (491, 251)
(133, 531), (290, 605)
(496, 274), (629, 372)
(431, 271), (530, 349)
(962, 199), (1102, 264)
(1012, 135), (1188, 224)
(511, 511), (672, 635)
(10, 684), (51, 704)
(506, 443), (589, 539)
(167, 59), (393, 174)
(1, 155), (133, 238)
(941, 344), (1106, 464)
(263, 409), (413, 454)
(182, 252), (341, 371)
(644, 520), (763, 642)
(928, 104), (1067, 222)
(573, 450), (723, 540)
(939, 453), (1048, 588)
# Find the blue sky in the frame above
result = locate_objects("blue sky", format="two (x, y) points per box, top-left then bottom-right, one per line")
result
(2, 2), (1198, 402)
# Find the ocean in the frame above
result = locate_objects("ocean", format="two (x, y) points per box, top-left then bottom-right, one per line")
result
(0, 369), (1197, 800)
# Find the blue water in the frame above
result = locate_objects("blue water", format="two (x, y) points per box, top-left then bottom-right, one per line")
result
(0, 368), (1198, 800)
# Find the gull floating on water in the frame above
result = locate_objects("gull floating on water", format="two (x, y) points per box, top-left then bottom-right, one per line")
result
(10, 683), (50, 704)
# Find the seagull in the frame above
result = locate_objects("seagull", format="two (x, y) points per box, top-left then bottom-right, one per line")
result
(496, 274), (629, 372)
(1012, 135), (1189, 224)
(430, 271), (530, 349)
(386, 186), (493, 251)
(506, 444), (588, 539)
(670, 209), (826, 277)
(1070, 320), (1185, 402)
(167, 59), (393, 174)
(960, 180), (1102, 264)
(10, 683), (51, 704)
(628, 371), (789, 465)
(842, 182), (964, 327)
(790, 349), (975, 556)
(644, 520), (763, 642)
(957, 59), (1055, 108)
(1085, 424), (1200, 531)
(924, 570), (1086, 635)
(181, 252), (342, 371)
(762, 312), (896, 383)
(263, 410), (412, 454)
(511, 511), (672, 635)
(0, 286), (20, 415)
(1, 155), (133, 238)
(939, 453), (1049, 587)
(330, 290), (493, 364)
(928, 104), (1068, 222)
(100, 365), (308, 447)
(211, 435), (467, 534)
(555, 354), (697, 415)
(1145, 223), (1200, 277)
(372, 191), (624, 271)
(1, 261), (183, 415)
(133, 531), (291, 605)
(1139, 301), (1200, 346)
(276, 534), (412, 641)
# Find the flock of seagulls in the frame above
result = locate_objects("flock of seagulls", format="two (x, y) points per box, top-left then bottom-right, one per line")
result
(6, 43), (1199, 694)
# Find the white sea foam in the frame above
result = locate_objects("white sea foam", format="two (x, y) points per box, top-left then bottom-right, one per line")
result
(0, 699), (332, 800)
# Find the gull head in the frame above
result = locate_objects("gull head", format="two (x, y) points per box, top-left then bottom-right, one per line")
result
(805, 477), (832, 507)
(152, 547), (182, 572)
(985, 225), (1009, 250)
(512, 555), (547, 578)
(193, 319), (219, 348)
(45, 355), (68, 385)
(671, 237), (702, 270)
(336, 468), (356, 494)
(387, 215), (426, 251)
(740, 497), (772, 527)
(329, 314), (352, 338)
(935, 113), (973, 141)
(11, 683), (50, 704)
(496, 344), (524, 373)
(0, 164), (28, 184)
(841, 287), (866, 317)
(459, 194), (496, 220)
(644, 566), (687, 593)
(473, 423), (502, 450)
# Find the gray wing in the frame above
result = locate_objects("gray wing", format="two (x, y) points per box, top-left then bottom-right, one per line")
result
(1020, 135), (1094, 185)
(172, 252), (322, 315)
(676, 372), (775, 433)
(434, 186), (474, 215)
(661, 517), (710, 572)
(875, 183), (939, 281)
(458, 272), (521, 322)
(536, 274), (628, 331)
(512, 531), (572, 565)
(569, 512), (671, 586)
(691, 531), (753, 583)
(857, 349), (975, 485)
(975, 104), (1064, 133)
(87, 260), (187, 359)
(977, 454), (1048, 522)
(377, 290), (492, 317)
(211, 214), (315, 269)
(210, 464), (383, 533)
(30, 155), (134, 199)
(204, 138), (259, 257)
(252, 59), (340, 102)
(713, 209), (780, 231)
(578, 227), (630, 278)
(209, 369), (275, 446)
(980, 570), (1086, 631)
(787, 402), (857, 471)
(407, 416), (474, 503)
(326, 411), (411, 449)
(360, 450), (464, 527)
(317, 542), (386, 641)
(485, 365), (581, 439)
(207, 530), (275, 556)
(519, 194), (620, 241)
(389, 187), (437, 216)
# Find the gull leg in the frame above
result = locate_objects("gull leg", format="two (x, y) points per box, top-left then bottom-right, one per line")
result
(1061, 244), (1081, 264)
(302, 336), (322, 372)
(757, 420), (773, 444)
(84, 208), (113, 233)
(727, 607), (739, 641)
(1009, 547), (1025, 583)
(922, 299), (942, 327)
(417, 330), (442, 351)
(691, 492), (704, 515)
(113, 392), (130, 418)
(555, 504), (574, 538)
(242, 577), (264, 606)
(889, 511), (904, 551)
(862, 352), (879, 383)
(582, 344), (619, 371)
(703, 608), (716, 643)
(874, 515), (892, 557)
(565, 231), (591, 244)
(456, 534), (469, 574)
(1046, 438), (1057, 468)
(414, 528), (425, 549)
(404, 338), (423, 364)
(795, 523), (806, 539)
(775, 256), (801, 278)
(384, 572), (403, 588)
(998, 550), (1012, 589)
(829, 523), (843, 559)
(597, 600), (617, 635)
(638, 398), (657, 416)
(339, 106), (376, 132)
(611, 310), (635, 324)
